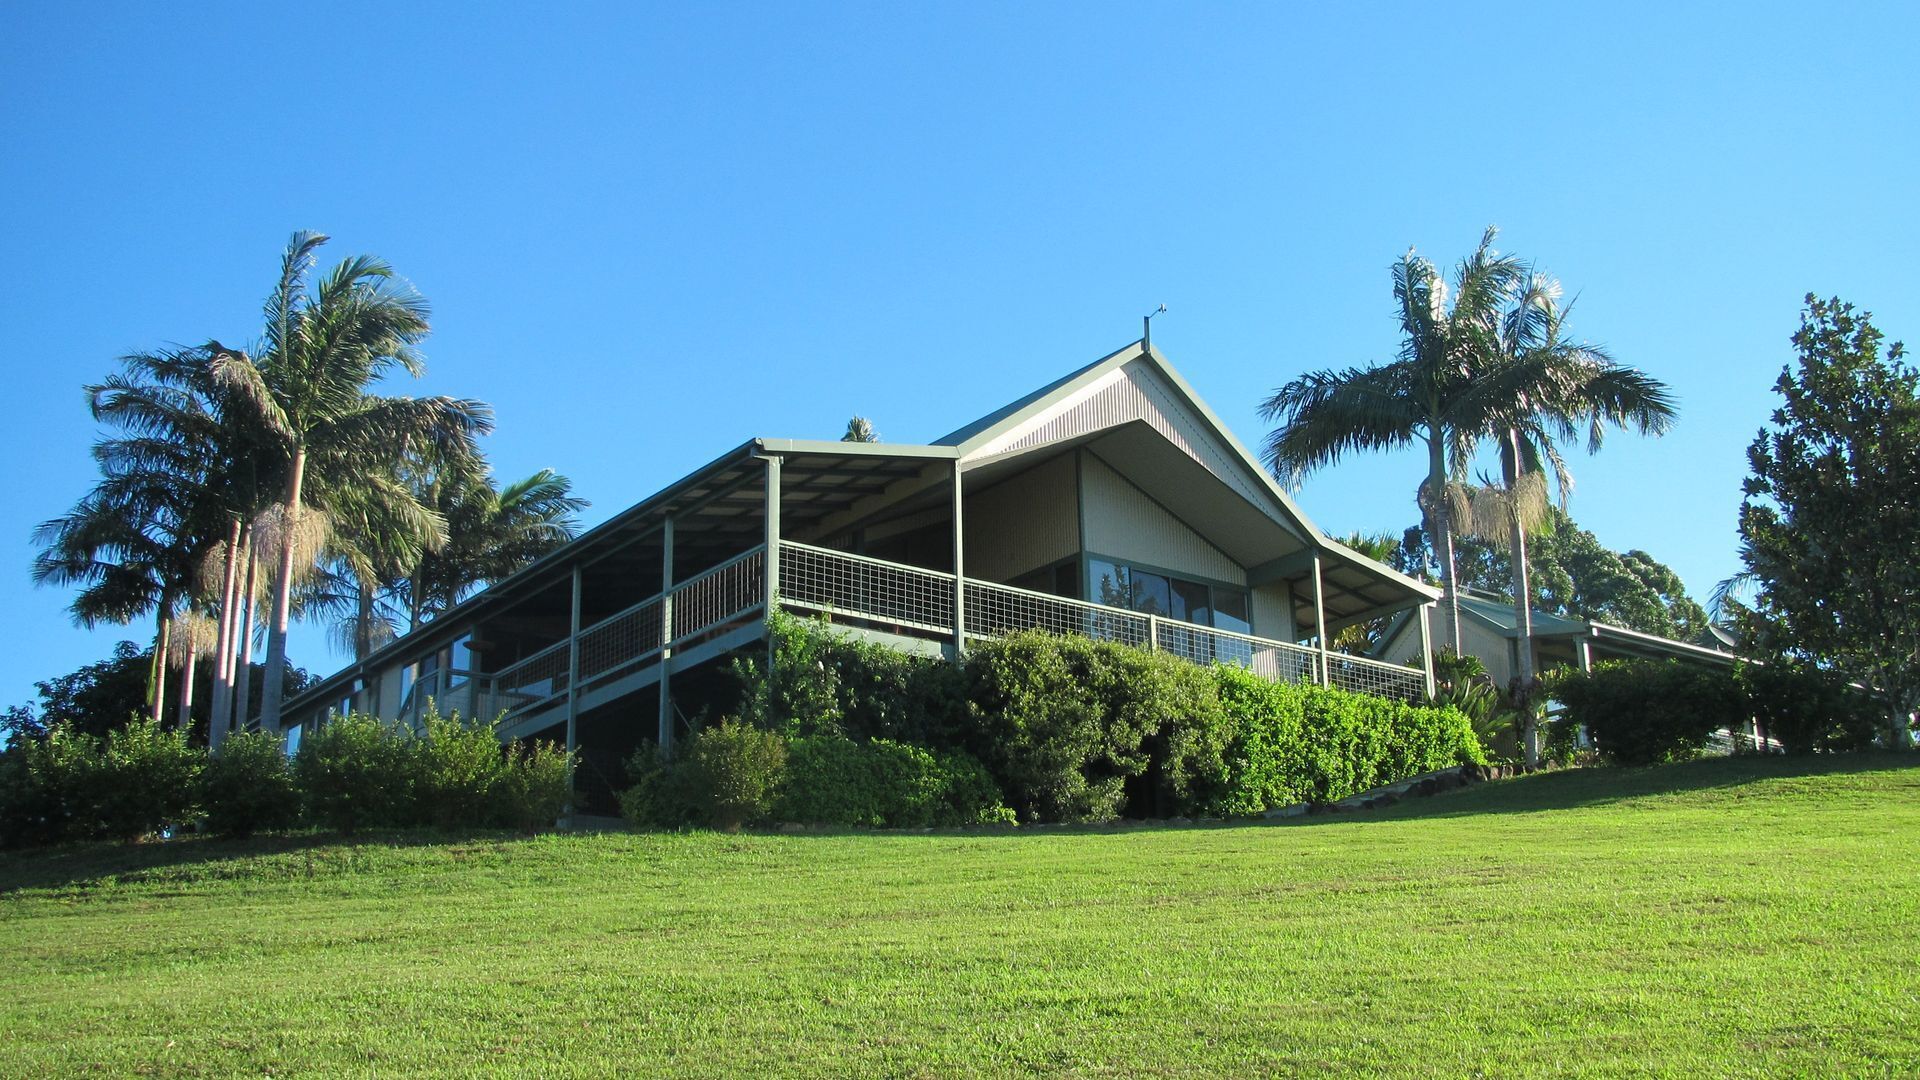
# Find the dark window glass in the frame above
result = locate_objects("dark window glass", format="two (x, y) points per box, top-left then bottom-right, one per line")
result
(1055, 561), (1079, 599)
(1089, 560), (1130, 608)
(1213, 589), (1251, 635)
(1172, 578), (1210, 624)
(1131, 571), (1171, 615)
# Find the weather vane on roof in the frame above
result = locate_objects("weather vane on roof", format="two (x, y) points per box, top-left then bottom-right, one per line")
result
(1143, 304), (1167, 350)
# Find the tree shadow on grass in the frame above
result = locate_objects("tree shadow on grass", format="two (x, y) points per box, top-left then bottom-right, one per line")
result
(0, 828), (528, 896)
(1329, 750), (1920, 825)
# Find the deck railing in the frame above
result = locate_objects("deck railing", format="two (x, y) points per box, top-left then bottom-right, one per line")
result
(782, 542), (1425, 701)
(372, 541), (1428, 731)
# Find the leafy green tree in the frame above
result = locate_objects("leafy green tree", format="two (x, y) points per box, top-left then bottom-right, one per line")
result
(1737, 296), (1920, 748)
(1400, 509), (1709, 640)
(3, 643), (314, 743)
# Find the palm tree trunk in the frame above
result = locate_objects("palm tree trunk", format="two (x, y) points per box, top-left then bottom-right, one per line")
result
(260, 445), (306, 733)
(1427, 433), (1463, 652)
(234, 532), (257, 730)
(355, 574), (376, 660)
(209, 518), (242, 752)
(150, 610), (170, 722)
(1504, 442), (1540, 767)
(177, 631), (197, 733)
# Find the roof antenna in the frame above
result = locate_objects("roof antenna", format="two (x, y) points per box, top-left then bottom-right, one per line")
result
(1143, 304), (1167, 351)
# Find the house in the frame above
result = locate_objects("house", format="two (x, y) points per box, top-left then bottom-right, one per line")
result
(283, 340), (1442, 805)
(1374, 591), (1737, 689)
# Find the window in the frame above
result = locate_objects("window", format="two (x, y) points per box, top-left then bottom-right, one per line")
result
(1088, 558), (1251, 634)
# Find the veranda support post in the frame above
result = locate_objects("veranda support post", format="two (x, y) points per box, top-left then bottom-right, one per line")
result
(951, 460), (965, 657)
(1418, 600), (1436, 699)
(658, 516), (675, 751)
(1310, 551), (1330, 687)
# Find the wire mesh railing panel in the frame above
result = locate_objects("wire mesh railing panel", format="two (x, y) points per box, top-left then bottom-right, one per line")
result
(781, 543), (954, 633)
(578, 596), (664, 682)
(964, 580), (1152, 649)
(1153, 621), (1320, 685)
(673, 548), (766, 642)
(489, 640), (571, 717)
(1325, 653), (1427, 702)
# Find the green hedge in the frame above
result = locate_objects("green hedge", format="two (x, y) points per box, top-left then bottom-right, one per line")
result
(1208, 666), (1485, 813)
(645, 618), (1484, 828)
(1550, 660), (1748, 765)
(0, 707), (574, 848)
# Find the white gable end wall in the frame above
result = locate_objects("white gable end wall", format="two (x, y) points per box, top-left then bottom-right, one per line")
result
(1080, 453), (1245, 586)
(972, 361), (1291, 534)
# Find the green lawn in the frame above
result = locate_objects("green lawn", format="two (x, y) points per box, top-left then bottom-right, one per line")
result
(3, 754), (1917, 1077)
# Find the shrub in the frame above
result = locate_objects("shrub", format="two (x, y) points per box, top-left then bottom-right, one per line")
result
(0, 724), (100, 847)
(1736, 663), (1880, 754)
(494, 740), (573, 831)
(680, 720), (787, 831)
(743, 612), (970, 744)
(293, 713), (420, 833)
(95, 717), (202, 840)
(1552, 660), (1747, 766)
(200, 730), (299, 836)
(1208, 667), (1483, 813)
(415, 708), (510, 829)
(963, 632), (1118, 822)
(773, 735), (1011, 827)
(618, 742), (700, 828)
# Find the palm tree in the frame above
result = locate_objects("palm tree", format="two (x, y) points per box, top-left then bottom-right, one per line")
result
(402, 466), (587, 630)
(34, 346), (243, 729)
(842, 416), (879, 443)
(1458, 279), (1676, 764)
(211, 232), (493, 733)
(1261, 227), (1525, 651)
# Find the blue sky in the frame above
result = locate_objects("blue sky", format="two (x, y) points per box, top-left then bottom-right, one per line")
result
(3, 2), (1916, 707)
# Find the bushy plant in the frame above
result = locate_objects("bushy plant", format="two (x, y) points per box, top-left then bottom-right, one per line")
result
(681, 720), (786, 831)
(293, 713), (420, 833)
(773, 735), (1010, 827)
(1208, 667), (1483, 813)
(1552, 660), (1747, 765)
(962, 632), (1118, 821)
(200, 730), (299, 836)
(741, 613), (970, 744)
(95, 717), (202, 840)
(618, 742), (699, 828)
(495, 740), (573, 832)
(415, 708), (510, 828)
(1737, 663), (1881, 754)
(0, 724), (100, 847)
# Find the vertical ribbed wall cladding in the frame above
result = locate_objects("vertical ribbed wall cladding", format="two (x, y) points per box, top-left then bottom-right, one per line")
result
(978, 362), (1281, 525)
(963, 453), (1078, 581)
(1080, 454), (1246, 585)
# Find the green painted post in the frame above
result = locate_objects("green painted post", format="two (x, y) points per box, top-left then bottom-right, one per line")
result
(658, 517), (675, 751)
(1311, 552), (1330, 687)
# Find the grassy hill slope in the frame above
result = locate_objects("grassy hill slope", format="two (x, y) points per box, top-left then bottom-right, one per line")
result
(3, 754), (1917, 1077)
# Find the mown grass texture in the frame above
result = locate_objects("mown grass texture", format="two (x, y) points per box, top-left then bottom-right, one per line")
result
(1, 753), (1916, 1077)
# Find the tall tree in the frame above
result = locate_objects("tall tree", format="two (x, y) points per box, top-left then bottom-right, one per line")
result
(1263, 228), (1525, 653)
(1456, 276), (1676, 763)
(1737, 296), (1920, 748)
(211, 232), (492, 732)
(842, 416), (879, 443)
